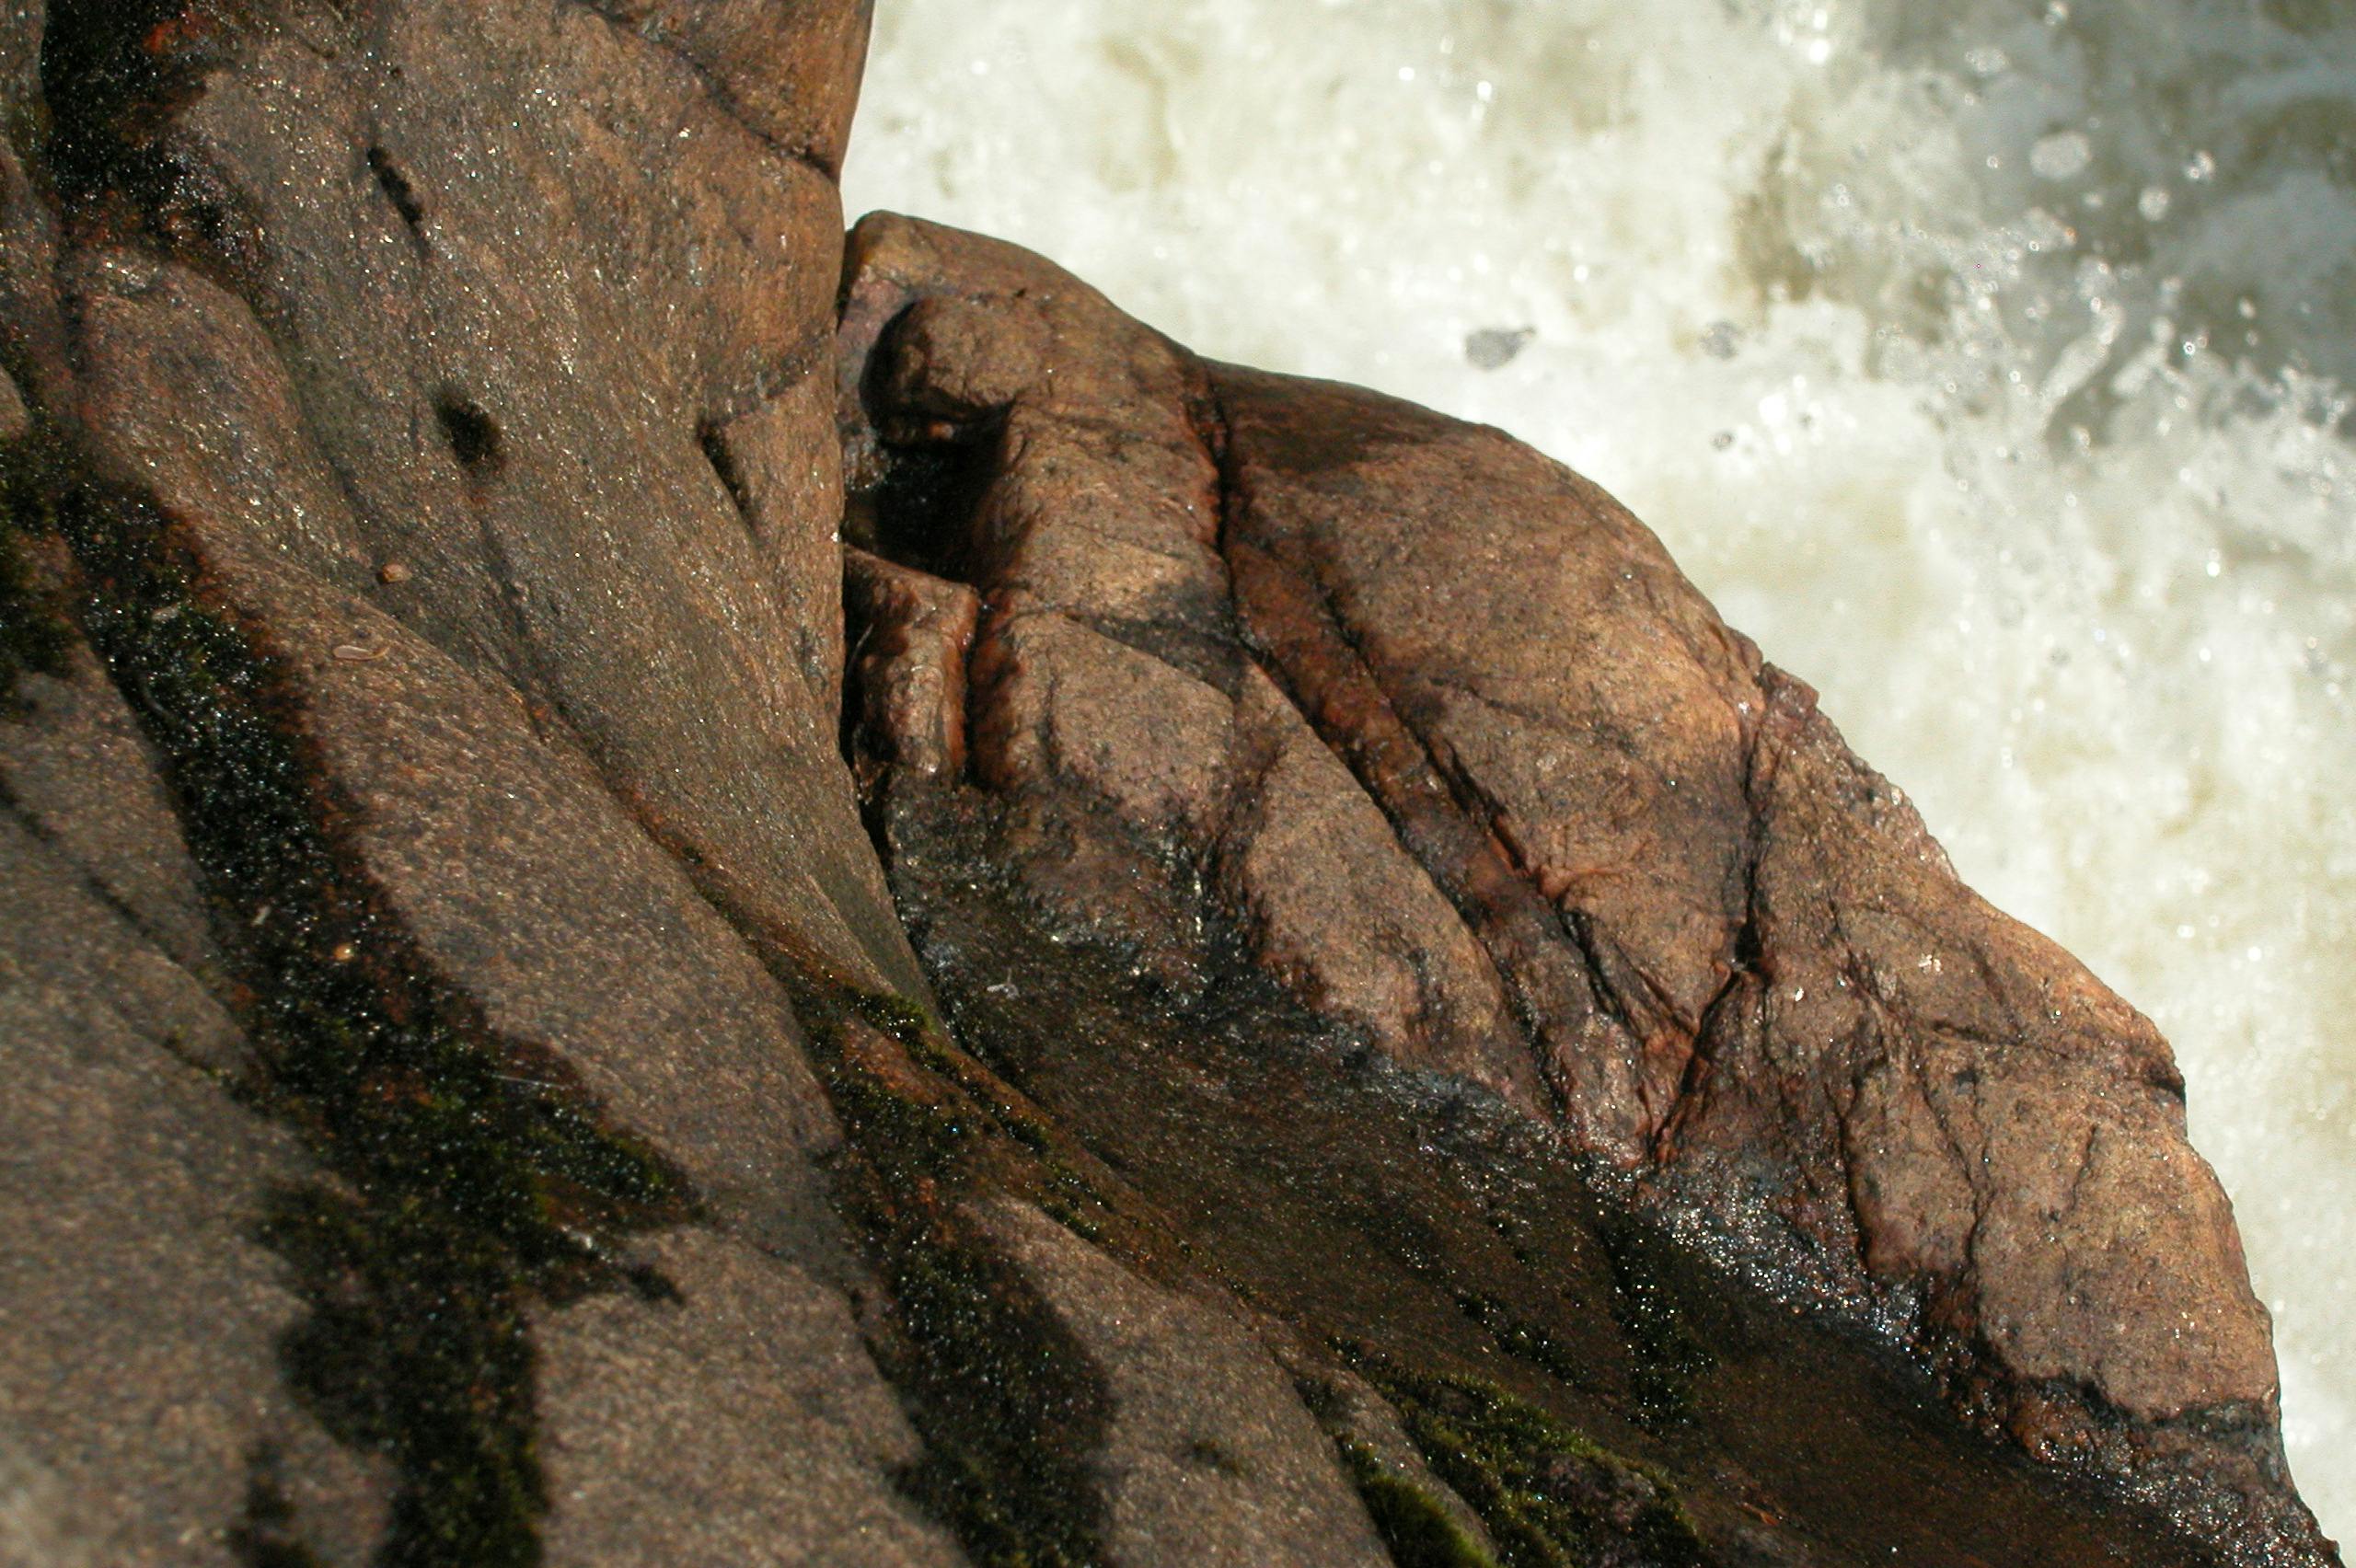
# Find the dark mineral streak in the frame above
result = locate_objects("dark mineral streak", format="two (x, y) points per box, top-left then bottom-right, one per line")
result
(0, 4), (2336, 1567)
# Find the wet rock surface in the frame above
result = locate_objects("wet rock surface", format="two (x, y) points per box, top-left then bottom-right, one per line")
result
(0, 4), (2336, 1567)
(837, 213), (2333, 1565)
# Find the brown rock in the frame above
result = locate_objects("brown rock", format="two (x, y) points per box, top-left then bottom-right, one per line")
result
(982, 1200), (1394, 1568)
(83, 0), (919, 999)
(707, 374), (853, 716)
(536, 1230), (959, 1568)
(4, 3), (943, 1563)
(0, 799), (386, 1566)
(577, 0), (877, 176)
(2, 0), (2335, 1563)
(0, 639), (224, 991)
(843, 544), (979, 784)
(1221, 665), (1542, 1112)
(839, 215), (2329, 1562)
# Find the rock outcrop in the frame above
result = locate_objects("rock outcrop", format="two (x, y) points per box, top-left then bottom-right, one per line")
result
(833, 215), (2324, 1561)
(0, 3), (2336, 1567)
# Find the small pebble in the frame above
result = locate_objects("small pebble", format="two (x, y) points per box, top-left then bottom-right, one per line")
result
(332, 642), (389, 663)
(378, 561), (413, 584)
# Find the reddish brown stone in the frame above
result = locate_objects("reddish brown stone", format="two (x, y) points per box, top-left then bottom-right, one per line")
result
(2, 0), (2335, 1562)
(838, 215), (2327, 1563)
(843, 545), (980, 786)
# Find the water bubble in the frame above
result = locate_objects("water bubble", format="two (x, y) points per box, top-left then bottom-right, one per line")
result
(2030, 131), (2092, 180)
(2138, 184), (2172, 221)
(1464, 326), (1534, 370)
(1965, 44), (2010, 76)
(2185, 149), (2217, 182)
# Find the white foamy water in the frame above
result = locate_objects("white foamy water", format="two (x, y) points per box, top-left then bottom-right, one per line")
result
(844, 0), (2356, 1532)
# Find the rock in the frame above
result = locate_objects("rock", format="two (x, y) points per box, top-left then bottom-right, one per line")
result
(6, 2), (930, 1562)
(0, 774), (387, 1567)
(843, 545), (980, 784)
(1282, 1360), (1500, 1565)
(536, 1230), (959, 1568)
(76, 0), (920, 1001)
(576, 0), (877, 176)
(838, 212), (1544, 1101)
(981, 1200), (1393, 1568)
(0, 637), (224, 990)
(0, 1), (2337, 1564)
(838, 213), (2334, 1565)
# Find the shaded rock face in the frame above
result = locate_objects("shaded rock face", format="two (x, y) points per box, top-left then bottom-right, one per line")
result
(0, 6), (2334, 1568)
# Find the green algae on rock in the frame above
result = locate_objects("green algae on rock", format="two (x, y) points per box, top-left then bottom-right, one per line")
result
(789, 983), (1117, 1568)
(48, 460), (694, 1567)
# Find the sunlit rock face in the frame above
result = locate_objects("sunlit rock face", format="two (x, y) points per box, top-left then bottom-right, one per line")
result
(834, 207), (2320, 1562)
(0, 0), (2342, 1562)
(845, 0), (2356, 1538)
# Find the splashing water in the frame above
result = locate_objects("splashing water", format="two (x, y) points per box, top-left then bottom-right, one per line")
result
(844, 0), (2356, 1533)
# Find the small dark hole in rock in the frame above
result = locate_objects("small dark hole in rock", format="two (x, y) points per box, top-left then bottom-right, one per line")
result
(864, 437), (995, 583)
(698, 419), (754, 522)
(436, 397), (504, 478)
(367, 144), (426, 236)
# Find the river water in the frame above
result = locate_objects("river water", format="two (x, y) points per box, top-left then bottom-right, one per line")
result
(842, 0), (2355, 1531)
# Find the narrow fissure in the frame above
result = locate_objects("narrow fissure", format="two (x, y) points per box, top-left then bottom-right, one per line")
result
(696, 417), (755, 529)
(366, 144), (429, 250)
(780, 981), (1118, 1568)
(0, 425), (74, 713)
(1340, 1350), (1714, 1568)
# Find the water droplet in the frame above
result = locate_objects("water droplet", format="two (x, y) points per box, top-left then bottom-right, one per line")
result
(1464, 326), (1534, 370)
(2030, 131), (2092, 180)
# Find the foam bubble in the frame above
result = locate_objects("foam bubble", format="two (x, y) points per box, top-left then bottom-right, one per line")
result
(846, 0), (2356, 1535)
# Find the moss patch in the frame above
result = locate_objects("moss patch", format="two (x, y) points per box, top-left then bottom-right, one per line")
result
(1348, 1356), (1711, 1568)
(0, 434), (73, 714)
(228, 1447), (329, 1568)
(1455, 1291), (1593, 1392)
(1334, 1441), (1500, 1568)
(1599, 1216), (1715, 1431)
(848, 986), (1115, 1234)
(52, 467), (691, 1567)
(794, 985), (1115, 1568)
(40, 0), (231, 203)
(39, 0), (263, 282)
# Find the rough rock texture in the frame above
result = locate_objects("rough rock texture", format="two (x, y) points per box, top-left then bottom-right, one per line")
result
(5, 2), (921, 1562)
(982, 1199), (1395, 1568)
(836, 211), (2333, 1564)
(0, 3), (2337, 1567)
